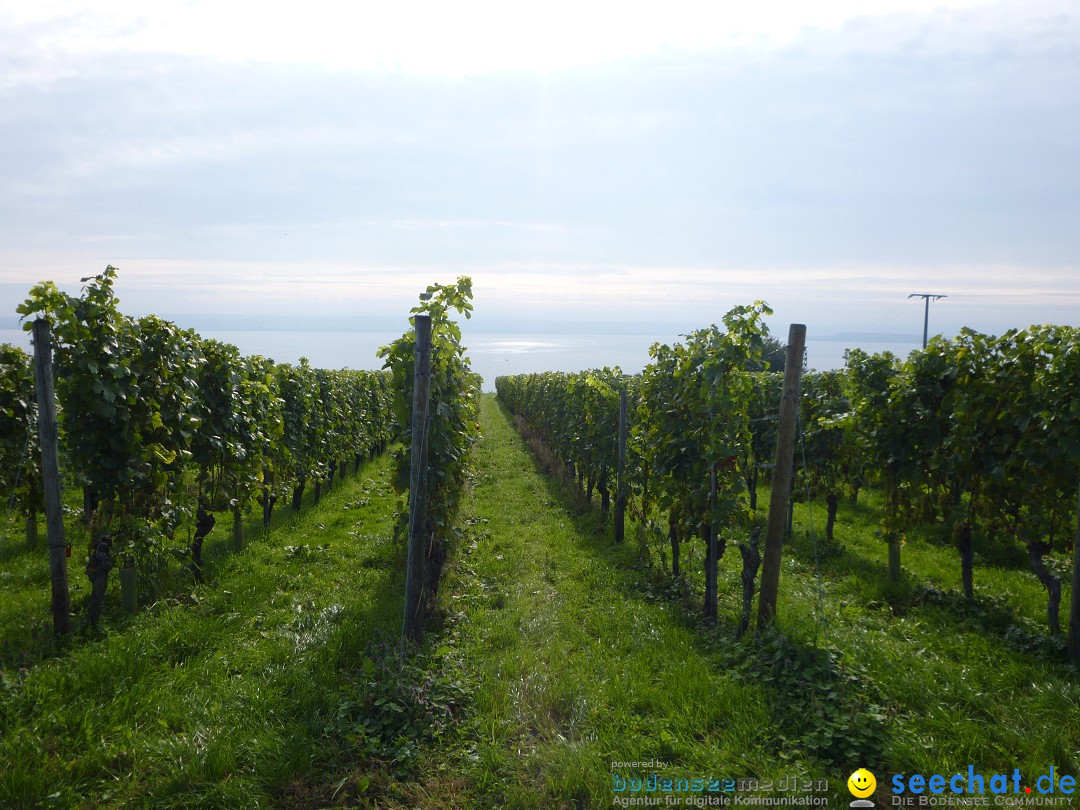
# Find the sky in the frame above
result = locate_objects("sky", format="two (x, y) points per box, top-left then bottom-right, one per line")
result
(1, 0), (1078, 376)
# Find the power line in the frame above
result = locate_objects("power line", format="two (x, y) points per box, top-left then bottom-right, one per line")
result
(947, 292), (1080, 299)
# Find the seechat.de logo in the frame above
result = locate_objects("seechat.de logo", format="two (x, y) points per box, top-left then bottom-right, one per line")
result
(848, 768), (877, 808)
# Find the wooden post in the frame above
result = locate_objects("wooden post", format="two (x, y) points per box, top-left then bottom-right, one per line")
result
(32, 319), (70, 636)
(704, 463), (719, 620)
(1067, 479), (1080, 663)
(402, 315), (432, 644)
(120, 565), (138, 612)
(614, 387), (628, 544)
(757, 323), (806, 631)
(262, 465), (272, 528)
(888, 538), (902, 583)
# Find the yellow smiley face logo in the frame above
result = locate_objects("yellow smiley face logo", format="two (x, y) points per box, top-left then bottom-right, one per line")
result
(848, 768), (877, 798)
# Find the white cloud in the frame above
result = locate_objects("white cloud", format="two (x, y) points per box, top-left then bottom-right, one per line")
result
(3, 0), (1073, 85)
(0, 0), (1077, 347)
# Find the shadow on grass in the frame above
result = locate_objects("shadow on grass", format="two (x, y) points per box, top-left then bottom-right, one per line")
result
(727, 472), (1068, 663)
(0, 454), (397, 672)
(785, 488), (1038, 574)
(778, 525), (1069, 661)
(0, 534), (38, 564)
(0, 456), (415, 809)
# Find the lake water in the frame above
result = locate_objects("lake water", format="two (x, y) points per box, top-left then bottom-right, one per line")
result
(1, 329), (918, 391)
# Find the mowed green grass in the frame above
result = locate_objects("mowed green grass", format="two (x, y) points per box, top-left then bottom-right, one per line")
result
(773, 485), (1080, 778)
(0, 456), (406, 808)
(398, 396), (827, 808)
(0, 502), (95, 669)
(402, 395), (1078, 807)
(1, 394), (1077, 809)
(0, 472), (351, 670)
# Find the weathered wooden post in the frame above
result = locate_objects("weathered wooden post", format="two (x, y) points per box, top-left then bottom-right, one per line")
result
(704, 463), (720, 620)
(25, 513), (37, 550)
(614, 387), (628, 544)
(402, 314), (432, 644)
(262, 465), (273, 528)
(120, 563), (138, 612)
(757, 323), (806, 631)
(32, 318), (70, 635)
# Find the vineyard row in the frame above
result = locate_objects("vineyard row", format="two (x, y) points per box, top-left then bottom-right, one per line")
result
(2, 271), (482, 638)
(3, 268), (394, 613)
(496, 307), (1080, 656)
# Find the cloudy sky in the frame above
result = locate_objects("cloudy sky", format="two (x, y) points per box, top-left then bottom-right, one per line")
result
(1, 0), (1078, 364)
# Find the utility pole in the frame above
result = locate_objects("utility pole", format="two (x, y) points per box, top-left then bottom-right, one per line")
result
(908, 293), (946, 348)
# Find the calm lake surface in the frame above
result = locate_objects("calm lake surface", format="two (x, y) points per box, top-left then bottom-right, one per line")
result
(1, 329), (917, 391)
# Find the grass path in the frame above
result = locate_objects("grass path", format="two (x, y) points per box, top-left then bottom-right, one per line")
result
(404, 395), (826, 808)
(403, 394), (1079, 809)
